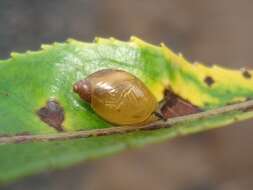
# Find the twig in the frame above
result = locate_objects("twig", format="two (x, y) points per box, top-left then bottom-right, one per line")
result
(1, 100), (253, 145)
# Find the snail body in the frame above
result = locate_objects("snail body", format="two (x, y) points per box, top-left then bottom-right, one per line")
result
(73, 69), (158, 125)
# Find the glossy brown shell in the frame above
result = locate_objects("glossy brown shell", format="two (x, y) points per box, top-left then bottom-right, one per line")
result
(74, 69), (158, 125)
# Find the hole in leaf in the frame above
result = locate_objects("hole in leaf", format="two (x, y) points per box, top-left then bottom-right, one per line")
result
(204, 76), (215, 87)
(242, 70), (252, 79)
(162, 89), (201, 118)
(37, 100), (65, 132)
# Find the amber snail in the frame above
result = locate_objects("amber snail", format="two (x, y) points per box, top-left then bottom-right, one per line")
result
(73, 69), (160, 125)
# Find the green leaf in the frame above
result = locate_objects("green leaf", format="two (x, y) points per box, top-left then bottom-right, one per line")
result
(0, 37), (253, 183)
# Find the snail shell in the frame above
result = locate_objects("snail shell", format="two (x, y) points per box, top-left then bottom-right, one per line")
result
(73, 69), (158, 125)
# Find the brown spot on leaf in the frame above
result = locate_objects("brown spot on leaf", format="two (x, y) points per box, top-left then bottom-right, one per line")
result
(161, 89), (201, 118)
(204, 76), (215, 87)
(37, 100), (65, 132)
(242, 70), (252, 79)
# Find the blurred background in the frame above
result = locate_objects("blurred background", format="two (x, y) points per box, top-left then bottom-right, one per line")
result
(1, 0), (253, 189)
